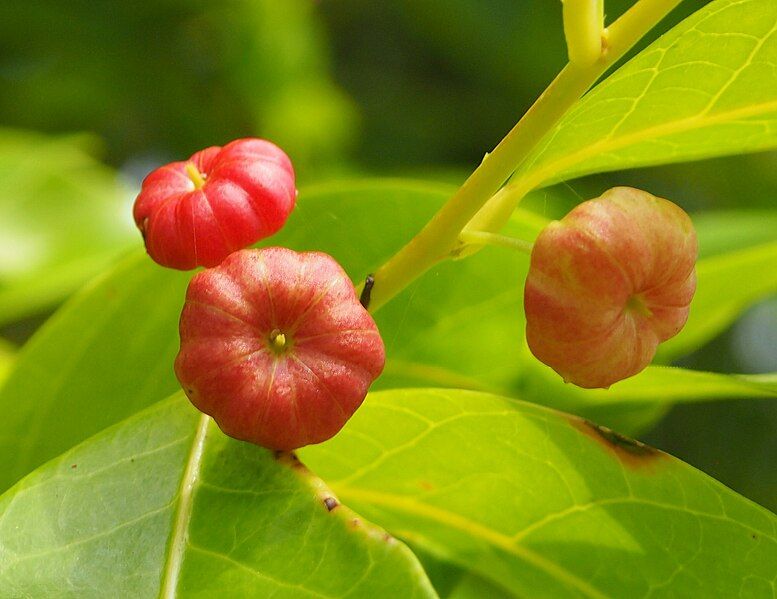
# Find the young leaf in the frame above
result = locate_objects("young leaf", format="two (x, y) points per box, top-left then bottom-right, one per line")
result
(0, 396), (435, 598)
(302, 388), (777, 599)
(518, 0), (777, 186)
(0, 129), (136, 325)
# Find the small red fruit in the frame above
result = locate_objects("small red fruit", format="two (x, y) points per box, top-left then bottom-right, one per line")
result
(174, 247), (386, 450)
(524, 187), (697, 389)
(133, 138), (296, 270)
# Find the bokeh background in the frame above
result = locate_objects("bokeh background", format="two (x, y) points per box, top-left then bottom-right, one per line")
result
(1, 0), (775, 508)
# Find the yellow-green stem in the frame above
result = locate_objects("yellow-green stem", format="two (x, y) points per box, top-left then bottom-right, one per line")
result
(364, 0), (684, 313)
(457, 230), (534, 256)
(563, 0), (606, 66)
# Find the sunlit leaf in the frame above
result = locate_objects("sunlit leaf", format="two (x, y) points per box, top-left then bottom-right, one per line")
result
(303, 388), (777, 598)
(0, 254), (192, 491)
(519, 0), (777, 186)
(0, 396), (435, 598)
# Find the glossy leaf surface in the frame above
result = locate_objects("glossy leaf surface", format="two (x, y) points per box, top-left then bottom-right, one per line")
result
(0, 396), (435, 598)
(0, 255), (192, 490)
(520, 0), (777, 186)
(303, 388), (777, 598)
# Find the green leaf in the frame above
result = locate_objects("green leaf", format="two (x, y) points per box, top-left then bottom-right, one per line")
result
(521, 350), (777, 407)
(645, 384), (777, 514)
(657, 240), (777, 362)
(0, 395), (435, 598)
(519, 0), (777, 186)
(0, 129), (136, 325)
(0, 254), (193, 491)
(738, 373), (777, 393)
(520, 358), (777, 434)
(694, 210), (777, 259)
(595, 367), (777, 403)
(302, 388), (777, 598)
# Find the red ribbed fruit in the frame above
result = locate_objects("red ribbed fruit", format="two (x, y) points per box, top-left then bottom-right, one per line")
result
(133, 138), (296, 270)
(524, 187), (697, 389)
(175, 247), (386, 450)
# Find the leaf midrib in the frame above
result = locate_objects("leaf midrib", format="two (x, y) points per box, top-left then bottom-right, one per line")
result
(159, 413), (210, 598)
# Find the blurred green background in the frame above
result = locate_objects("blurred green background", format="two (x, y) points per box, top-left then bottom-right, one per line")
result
(0, 0), (774, 509)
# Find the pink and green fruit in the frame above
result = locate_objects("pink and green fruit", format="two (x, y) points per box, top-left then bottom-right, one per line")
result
(524, 187), (698, 389)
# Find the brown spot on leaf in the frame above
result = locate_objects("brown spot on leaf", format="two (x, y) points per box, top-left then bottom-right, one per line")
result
(71, 464), (77, 469)
(572, 418), (666, 471)
(323, 497), (339, 511)
(418, 480), (434, 491)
